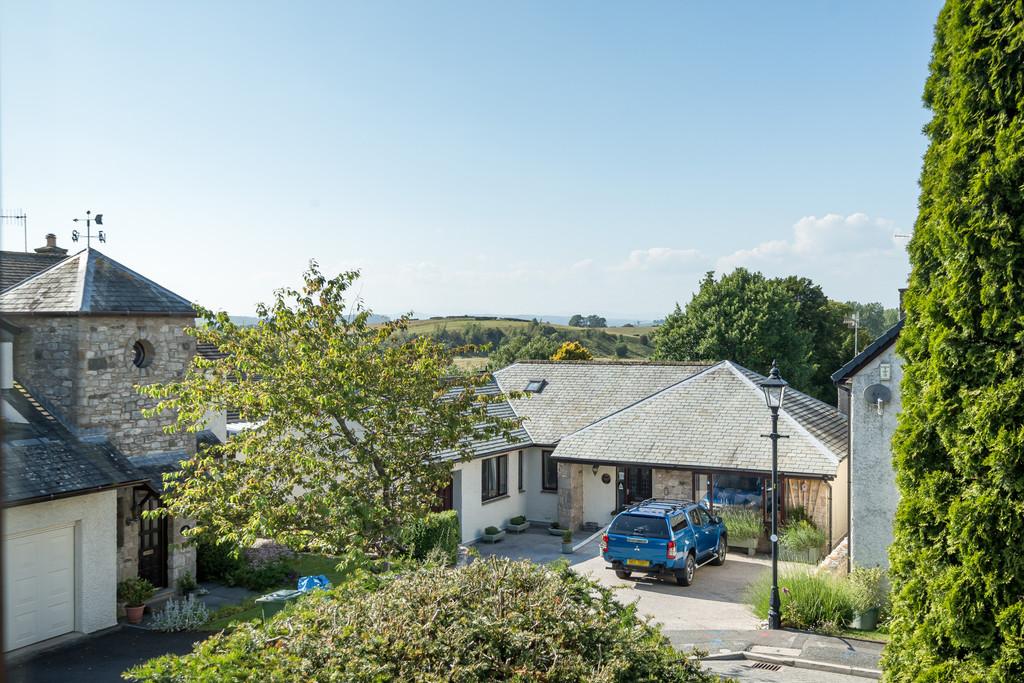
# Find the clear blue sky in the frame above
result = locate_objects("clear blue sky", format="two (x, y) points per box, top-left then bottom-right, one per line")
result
(1, 1), (942, 319)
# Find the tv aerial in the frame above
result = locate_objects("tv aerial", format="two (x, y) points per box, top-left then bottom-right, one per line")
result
(72, 210), (106, 247)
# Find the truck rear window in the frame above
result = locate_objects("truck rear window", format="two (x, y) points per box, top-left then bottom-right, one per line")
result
(609, 514), (669, 538)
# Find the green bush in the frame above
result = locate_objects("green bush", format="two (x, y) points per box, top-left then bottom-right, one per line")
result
(401, 510), (460, 565)
(509, 515), (526, 526)
(746, 570), (856, 635)
(118, 577), (156, 607)
(195, 537), (244, 582)
(849, 566), (888, 614)
(717, 507), (763, 541)
(614, 343), (628, 358)
(226, 559), (295, 592)
(779, 519), (825, 560)
(484, 526), (500, 536)
(562, 530), (573, 543)
(127, 558), (717, 682)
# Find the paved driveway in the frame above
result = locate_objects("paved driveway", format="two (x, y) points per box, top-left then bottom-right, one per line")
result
(475, 529), (768, 631)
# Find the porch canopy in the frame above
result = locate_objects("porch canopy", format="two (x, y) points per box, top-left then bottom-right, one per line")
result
(552, 361), (846, 479)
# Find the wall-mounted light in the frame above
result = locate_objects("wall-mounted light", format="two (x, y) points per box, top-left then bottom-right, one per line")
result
(592, 464), (600, 475)
(180, 524), (192, 535)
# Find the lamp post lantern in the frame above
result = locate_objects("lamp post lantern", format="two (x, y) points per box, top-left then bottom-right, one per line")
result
(760, 360), (788, 630)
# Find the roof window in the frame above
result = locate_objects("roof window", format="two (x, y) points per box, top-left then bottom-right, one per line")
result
(524, 379), (547, 394)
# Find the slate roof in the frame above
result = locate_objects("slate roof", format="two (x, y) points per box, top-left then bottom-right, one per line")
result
(196, 341), (228, 361)
(0, 248), (195, 315)
(435, 377), (531, 460)
(831, 318), (904, 384)
(130, 451), (191, 493)
(493, 361), (710, 444)
(0, 251), (69, 292)
(552, 361), (845, 478)
(2, 385), (147, 506)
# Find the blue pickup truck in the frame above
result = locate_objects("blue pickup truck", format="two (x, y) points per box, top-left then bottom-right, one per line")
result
(600, 499), (727, 586)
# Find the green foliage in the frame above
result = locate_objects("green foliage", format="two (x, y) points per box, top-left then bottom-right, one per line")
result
(510, 515), (526, 525)
(401, 510), (460, 565)
(150, 596), (210, 632)
(562, 529), (573, 543)
(195, 537), (244, 582)
(127, 558), (717, 682)
(551, 340), (593, 361)
(885, 5), (1024, 679)
(484, 526), (501, 536)
(550, 521), (561, 529)
(784, 505), (812, 526)
(717, 507), (763, 540)
(488, 331), (562, 367)
(849, 566), (889, 614)
(118, 577), (156, 607)
(568, 314), (607, 328)
(227, 559), (295, 592)
(175, 571), (198, 595)
(779, 519), (826, 556)
(747, 570), (856, 635)
(139, 264), (522, 557)
(614, 342), (629, 358)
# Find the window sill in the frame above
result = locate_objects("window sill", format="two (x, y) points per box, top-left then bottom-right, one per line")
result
(540, 489), (558, 495)
(481, 494), (510, 506)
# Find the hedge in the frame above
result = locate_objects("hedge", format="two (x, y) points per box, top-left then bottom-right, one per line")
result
(126, 558), (717, 682)
(401, 510), (460, 565)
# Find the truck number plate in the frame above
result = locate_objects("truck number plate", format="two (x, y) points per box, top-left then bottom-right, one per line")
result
(626, 559), (650, 567)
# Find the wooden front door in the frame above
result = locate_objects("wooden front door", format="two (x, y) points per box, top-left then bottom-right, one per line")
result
(433, 478), (454, 512)
(137, 491), (168, 588)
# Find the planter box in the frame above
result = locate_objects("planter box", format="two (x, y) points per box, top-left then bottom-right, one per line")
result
(729, 538), (758, 556)
(561, 543), (574, 554)
(507, 521), (531, 533)
(481, 530), (506, 543)
(782, 547), (820, 564)
(850, 607), (879, 631)
(548, 527), (565, 536)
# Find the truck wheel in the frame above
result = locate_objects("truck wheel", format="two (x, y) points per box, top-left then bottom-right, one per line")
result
(711, 537), (727, 566)
(675, 553), (696, 586)
(615, 569), (632, 580)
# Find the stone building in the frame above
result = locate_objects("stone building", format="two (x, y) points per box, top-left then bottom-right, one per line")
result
(831, 318), (904, 570)
(1, 236), (204, 652)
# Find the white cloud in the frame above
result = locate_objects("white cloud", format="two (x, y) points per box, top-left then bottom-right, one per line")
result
(715, 213), (909, 302)
(612, 247), (703, 272)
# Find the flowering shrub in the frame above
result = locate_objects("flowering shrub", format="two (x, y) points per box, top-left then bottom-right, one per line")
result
(127, 558), (718, 682)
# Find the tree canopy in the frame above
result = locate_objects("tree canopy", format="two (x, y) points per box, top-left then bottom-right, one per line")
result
(885, 3), (1024, 680)
(551, 340), (593, 361)
(140, 264), (522, 557)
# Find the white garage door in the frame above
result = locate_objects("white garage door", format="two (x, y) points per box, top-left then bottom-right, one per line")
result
(3, 525), (75, 651)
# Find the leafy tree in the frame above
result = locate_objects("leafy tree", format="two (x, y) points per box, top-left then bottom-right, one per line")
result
(585, 314), (607, 328)
(488, 332), (561, 368)
(843, 301), (900, 340)
(653, 269), (814, 394)
(885, 4), (1024, 680)
(614, 343), (629, 358)
(551, 340), (593, 361)
(568, 314), (585, 327)
(140, 264), (521, 557)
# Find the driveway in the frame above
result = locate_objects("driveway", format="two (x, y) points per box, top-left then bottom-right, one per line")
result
(475, 528), (768, 631)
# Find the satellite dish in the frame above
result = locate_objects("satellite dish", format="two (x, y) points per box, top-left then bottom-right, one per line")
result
(864, 383), (891, 405)
(94, 214), (103, 225)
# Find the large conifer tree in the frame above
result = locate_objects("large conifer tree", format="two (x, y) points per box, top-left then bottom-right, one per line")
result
(886, 3), (1024, 680)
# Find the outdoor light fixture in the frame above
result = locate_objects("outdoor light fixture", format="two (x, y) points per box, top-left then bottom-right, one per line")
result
(760, 360), (789, 630)
(592, 464), (600, 475)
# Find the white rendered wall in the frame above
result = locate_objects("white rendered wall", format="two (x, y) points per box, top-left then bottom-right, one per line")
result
(522, 447), (558, 524)
(452, 451), (528, 543)
(582, 465), (617, 527)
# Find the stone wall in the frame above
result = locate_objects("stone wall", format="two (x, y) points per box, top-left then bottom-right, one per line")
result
(653, 468), (693, 500)
(8, 315), (81, 425)
(556, 462), (584, 530)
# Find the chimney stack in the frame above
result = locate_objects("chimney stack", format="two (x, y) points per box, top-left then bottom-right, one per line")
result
(34, 233), (68, 255)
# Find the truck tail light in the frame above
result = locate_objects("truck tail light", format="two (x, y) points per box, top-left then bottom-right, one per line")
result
(667, 540), (677, 560)
(600, 534), (608, 552)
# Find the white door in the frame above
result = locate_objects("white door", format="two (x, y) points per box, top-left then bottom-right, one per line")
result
(3, 525), (75, 651)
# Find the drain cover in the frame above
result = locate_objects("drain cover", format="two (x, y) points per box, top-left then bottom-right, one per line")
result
(750, 661), (783, 671)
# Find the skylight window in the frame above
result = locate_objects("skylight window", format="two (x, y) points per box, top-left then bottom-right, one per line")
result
(525, 379), (547, 393)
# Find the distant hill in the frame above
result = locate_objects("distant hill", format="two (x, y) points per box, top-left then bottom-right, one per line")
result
(403, 313), (661, 327)
(227, 313), (391, 327)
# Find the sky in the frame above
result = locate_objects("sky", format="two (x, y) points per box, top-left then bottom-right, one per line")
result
(1, 1), (942, 320)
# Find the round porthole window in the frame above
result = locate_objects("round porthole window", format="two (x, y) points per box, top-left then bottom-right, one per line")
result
(132, 340), (155, 368)
(601, 473), (611, 484)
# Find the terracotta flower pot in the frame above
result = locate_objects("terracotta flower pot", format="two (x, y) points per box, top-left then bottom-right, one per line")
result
(125, 604), (146, 624)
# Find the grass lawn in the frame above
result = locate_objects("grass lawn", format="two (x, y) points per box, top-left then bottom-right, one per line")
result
(838, 627), (889, 643)
(202, 553), (345, 631)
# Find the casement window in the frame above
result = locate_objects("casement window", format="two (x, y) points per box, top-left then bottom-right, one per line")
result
(542, 450), (558, 491)
(481, 454), (508, 502)
(517, 450), (524, 492)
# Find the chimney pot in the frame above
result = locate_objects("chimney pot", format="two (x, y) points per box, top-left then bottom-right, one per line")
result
(45, 233), (56, 247)
(34, 233), (68, 255)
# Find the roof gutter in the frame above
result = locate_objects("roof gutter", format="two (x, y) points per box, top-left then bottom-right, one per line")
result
(0, 311), (195, 318)
(2, 478), (151, 509)
(547, 455), (835, 481)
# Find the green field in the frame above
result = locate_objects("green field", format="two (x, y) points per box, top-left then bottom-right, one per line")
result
(399, 317), (658, 360)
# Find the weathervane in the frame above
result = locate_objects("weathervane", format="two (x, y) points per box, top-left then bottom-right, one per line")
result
(72, 210), (106, 247)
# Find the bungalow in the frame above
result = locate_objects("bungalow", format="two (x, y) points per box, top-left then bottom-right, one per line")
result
(445, 359), (849, 551)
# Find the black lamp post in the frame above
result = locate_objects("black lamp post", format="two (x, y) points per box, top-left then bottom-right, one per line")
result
(760, 360), (788, 630)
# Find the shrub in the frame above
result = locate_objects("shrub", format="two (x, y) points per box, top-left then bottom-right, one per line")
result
(484, 526), (500, 536)
(562, 530), (573, 543)
(509, 515), (526, 526)
(746, 570), (856, 634)
(150, 596), (210, 632)
(785, 505), (812, 525)
(176, 571), (198, 595)
(614, 343), (628, 358)
(126, 558), (718, 682)
(779, 519), (826, 561)
(849, 566), (888, 614)
(118, 577), (156, 607)
(717, 507), (763, 541)
(550, 340), (593, 361)
(401, 510), (460, 565)
(195, 537), (244, 582)
(226, 559), (295, 592)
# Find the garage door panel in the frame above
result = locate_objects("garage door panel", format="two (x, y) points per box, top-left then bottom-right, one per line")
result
(3, 525), (75, 651)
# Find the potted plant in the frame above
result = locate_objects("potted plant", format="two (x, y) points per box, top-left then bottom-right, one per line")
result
(481, 526), (505, 543)
(176, 571), (199, 597)
(508, 515), (530, 533)
(561, 529), (573, 554)
(779, 519), (826, 564)
(118, 577), (156, 624)
(547, 522), (564, 537)
(849, 566), (887, 630)
(718, 508), (762, 556)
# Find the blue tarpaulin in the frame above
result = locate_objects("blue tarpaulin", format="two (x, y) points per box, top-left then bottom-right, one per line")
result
(297, 575), (332, 592)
